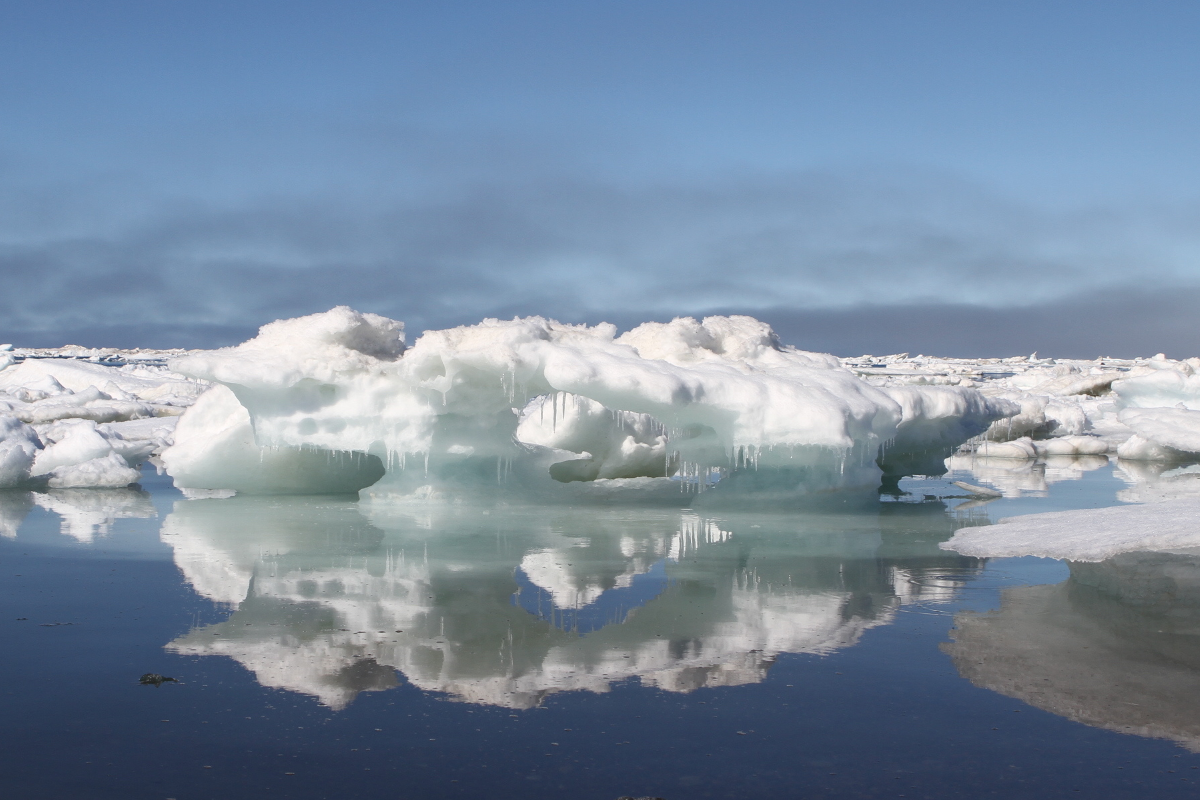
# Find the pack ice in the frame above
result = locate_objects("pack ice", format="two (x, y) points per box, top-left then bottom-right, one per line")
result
(156, 308), (1016, 503)
(0, 350), (202, 489)
(4, 307), (1199, 500)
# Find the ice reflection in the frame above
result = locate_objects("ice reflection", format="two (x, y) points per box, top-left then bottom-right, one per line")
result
(945, 453), (1110, 498)
(0, 491), (33, 538)
(945, 552), (1200, 750)
(162, 497), (983, 709)
(0, 487), (156, 541)
(33, 488), (156, 542)
(1116, 460), (1200, 504)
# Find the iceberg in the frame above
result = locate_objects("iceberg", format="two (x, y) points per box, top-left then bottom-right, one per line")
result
(161, 308), (1015, 502)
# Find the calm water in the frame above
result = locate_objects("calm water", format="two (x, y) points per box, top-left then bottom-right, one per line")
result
(3, 462), (1200, 799)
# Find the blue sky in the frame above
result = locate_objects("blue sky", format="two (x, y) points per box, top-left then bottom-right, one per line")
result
(3, 1), (1199, 356)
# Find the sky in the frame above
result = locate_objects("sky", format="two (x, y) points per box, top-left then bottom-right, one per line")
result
(2, 0), (1200, 357)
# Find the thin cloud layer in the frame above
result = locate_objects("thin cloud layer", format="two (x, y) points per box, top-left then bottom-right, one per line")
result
(2, 168), (1198, 355)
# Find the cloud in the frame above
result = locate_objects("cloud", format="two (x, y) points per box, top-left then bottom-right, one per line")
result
(3, 167), (1198, 354)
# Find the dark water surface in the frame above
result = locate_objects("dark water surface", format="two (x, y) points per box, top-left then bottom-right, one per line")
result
(3, 464), (1200, 799)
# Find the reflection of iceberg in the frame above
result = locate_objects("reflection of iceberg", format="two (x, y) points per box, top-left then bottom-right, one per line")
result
(162, 497), (982, 709)
(32, 488), (156, 542)
(945, 453), (1109, 498)
(944, 553), (1200, 750)
(1116, 460), (1200, 504)
(0, 490), (34, 538)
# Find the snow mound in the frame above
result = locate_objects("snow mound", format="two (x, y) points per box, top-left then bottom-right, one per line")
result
(1117, 407), (1200, 460)
(941, 500), (1200, 561)
(164, 308), (1014, 501)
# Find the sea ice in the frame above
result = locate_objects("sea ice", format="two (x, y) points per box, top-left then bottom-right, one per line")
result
(941, 499), (1200, 561)
(4, 307), (1200, 498)
(162, 308), (1014, 501)
(0, 347), (200, 488)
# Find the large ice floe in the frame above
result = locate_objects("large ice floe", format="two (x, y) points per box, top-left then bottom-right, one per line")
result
(157, 307), (1015, 504)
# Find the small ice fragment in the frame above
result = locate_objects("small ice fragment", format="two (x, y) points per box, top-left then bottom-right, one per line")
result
(952, 481), (1003, 498)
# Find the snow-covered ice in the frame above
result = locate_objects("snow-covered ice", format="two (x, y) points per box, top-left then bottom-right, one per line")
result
(0, 347), (200, 488)
(941, 499), (1200, 561)
(160, 308), (1016, 502)
(4, 307), (1200, 501)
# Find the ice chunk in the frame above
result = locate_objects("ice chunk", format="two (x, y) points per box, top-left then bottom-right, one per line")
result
(942, 499), (1200, 561)
(1033, 435), (1109, 456)
(0, 357), (200, 401)
(161, 384), (384, 495)
(972, 437), (1040, 459)
(1117, 407), (1200, 460)
(44, 453), (142, 489)
(1113, 367), (1200, 411)
(876, 385), (1017, 481)
(952, 481), (1003, 498)
(31, 420), (118, 476)
(0, 415), (41, 488)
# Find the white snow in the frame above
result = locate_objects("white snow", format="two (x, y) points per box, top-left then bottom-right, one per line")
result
(1117, 407), (1200, 459)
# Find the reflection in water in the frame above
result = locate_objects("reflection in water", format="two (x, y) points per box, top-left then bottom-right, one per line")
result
(33, 488), (156, 542)
(0, 491), (34, 538)
(945, 453), (1110, 498)
(945, 552), (1200, 750)
(161, 497), (982, 709)
(0, 488), (155, 541)
(1116, 460), (1200, 504)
